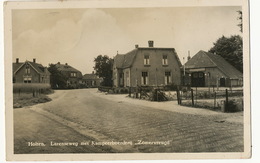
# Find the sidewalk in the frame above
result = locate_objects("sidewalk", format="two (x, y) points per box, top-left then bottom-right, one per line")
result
(94, 89), (243, 124)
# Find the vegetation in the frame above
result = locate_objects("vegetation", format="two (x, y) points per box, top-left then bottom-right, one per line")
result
(208, 35), (243, 73)
(13, 83), (52, 94)
(13, 83), (53, 108)
(48, 64), (68, 89)
(93, 55), (113, 87)
(237, 10), (242, 33)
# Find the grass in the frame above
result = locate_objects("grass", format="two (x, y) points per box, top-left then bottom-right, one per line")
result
(13, 83), (52, 94)
(13, 83), (53, 108)
(13, 93), (52, 108)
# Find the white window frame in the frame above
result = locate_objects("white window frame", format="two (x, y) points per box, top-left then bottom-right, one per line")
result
(165, 71), (171, 85)
(162, 55), (168, 65)
(144, 55), (150, 65)
(141, 72), (149, 85)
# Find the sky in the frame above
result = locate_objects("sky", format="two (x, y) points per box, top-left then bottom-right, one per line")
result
(12, 6), (242, 74)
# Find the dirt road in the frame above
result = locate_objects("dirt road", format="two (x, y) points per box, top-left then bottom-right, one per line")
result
(14, 89), (244, 153)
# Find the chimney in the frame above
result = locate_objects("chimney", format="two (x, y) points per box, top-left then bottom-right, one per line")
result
(33, 58), (36, 63)
(16, 58), (19, 63)
(187, 51), (191, 61)
(135, 44), (139, 48)
(148, 40), (154, 47)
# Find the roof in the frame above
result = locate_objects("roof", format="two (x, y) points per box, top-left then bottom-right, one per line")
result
(114, 49), (138, 68)
(114, 47), (178, 69)
(184, 50), (243, 79)
(55, 63), (81, 73)
(13, 61), (50, 75)
(83, 74), (101, 80)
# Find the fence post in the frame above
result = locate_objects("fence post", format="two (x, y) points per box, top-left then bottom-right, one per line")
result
(214, 92), (216, 108)
(179, 91), (182, 105)
(195, 87), (197, 104)
(139, 87), (141, 99)
(176, 89), (180, 105)
(129, 87), (131, 97)
(225, 89), (229, 112)
(191, 89), (194, 106)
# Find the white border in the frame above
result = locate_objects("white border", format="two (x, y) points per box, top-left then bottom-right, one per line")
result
(2, 0), (253, 162)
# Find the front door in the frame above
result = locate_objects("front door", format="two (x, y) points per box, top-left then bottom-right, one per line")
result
(220, 78), (226, 87)
(191, 72), (205, 87)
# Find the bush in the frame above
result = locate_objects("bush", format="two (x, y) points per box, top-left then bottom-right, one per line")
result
(13, 83), (52, 94)
(226, 99), (242, 112)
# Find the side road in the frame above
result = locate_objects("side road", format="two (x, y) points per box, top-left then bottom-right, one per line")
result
(92, 90), (243, 124)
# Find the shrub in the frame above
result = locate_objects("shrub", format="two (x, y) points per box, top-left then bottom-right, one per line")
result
(13, 83), (52, 94)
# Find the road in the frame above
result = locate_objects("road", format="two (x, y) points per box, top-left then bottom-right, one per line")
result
(14, 89), (244, 153)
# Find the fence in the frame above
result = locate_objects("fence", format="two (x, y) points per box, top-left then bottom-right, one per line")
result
(178, 88), (243, 112)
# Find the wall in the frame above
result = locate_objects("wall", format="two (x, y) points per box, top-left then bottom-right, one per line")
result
(14, 64), (40, 83)
(130, 49), (182, 87)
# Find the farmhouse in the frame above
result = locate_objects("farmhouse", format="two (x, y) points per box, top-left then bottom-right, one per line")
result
(112, 41), (182, 87)
(183, 50), (243, 87)
(82, 72), (103, 87)
(55, 62), (83, 88)
(13, 58), (50, 84)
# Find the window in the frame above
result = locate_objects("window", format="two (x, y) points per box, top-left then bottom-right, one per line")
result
(144, 55), (150, 65)
(141, 72), (148, 85)
(25, 64), (30, 74)
(165, 72), (171, 85)
(23, 77), (32, 83)
(71, 72), (77, 77)
(162, 55), (168, 65)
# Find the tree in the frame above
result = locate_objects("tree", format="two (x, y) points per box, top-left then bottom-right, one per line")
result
(48, 64), (68, 89)
(237, 10), (242, 33)
(209, 35), (243, 72)
(93, 55), (113, 86)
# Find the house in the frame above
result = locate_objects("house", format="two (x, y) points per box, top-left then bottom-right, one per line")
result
(183, 50), (243, 87)
(13, 58), (50, 84)
(82, 72), (103, 87)
(55, 62), (83, 88)
(112, 41), (182, 87)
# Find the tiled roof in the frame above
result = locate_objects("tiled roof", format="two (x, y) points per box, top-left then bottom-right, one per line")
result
(114, 47), (179, 69)
(55, 63), (81, 72)
(13, 61), (50, 75)
(185, 50), (243, 79)
(114, 49), (138, 68)
(83, 74), (101, 80)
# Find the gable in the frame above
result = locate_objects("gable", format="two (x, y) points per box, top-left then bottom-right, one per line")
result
(184, 50), (216, 69)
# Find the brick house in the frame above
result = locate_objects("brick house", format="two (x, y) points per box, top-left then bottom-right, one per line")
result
(82, 72), (103, 87)
(112, 41), (182, 87)
(55, 62), (83, 88)
(183, 50), (243, 87)
(13, 58), (50, 84)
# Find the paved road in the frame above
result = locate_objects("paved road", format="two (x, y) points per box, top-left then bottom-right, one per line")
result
(14, 89), (244, 153)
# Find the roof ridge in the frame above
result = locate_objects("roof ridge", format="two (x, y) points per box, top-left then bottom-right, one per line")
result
(203, 51), (230, 77)
(202, 51), (218, 67)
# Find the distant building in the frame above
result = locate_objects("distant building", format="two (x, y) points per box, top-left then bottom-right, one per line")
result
(55, 62), (83, 88)
(13, 58), (50, 84)
(112, 41), (182, 87)
(183, 50), (243, 87)
(82, 72), (103, 87)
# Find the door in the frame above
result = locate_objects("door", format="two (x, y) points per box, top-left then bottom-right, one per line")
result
(191, 72), (205, 87)
(220, 78), (225, 87)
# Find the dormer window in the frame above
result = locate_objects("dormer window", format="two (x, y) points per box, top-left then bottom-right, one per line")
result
(162, 55), (168, 65)
(144, 55), (150, 65)
(71, 72), (77, 77)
